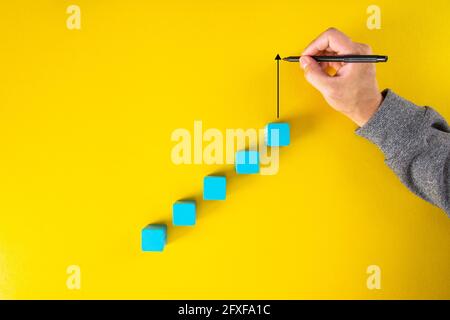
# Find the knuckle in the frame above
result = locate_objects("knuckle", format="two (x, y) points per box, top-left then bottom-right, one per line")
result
(326, 27), (338, 34)
(359, 43), (372, 54)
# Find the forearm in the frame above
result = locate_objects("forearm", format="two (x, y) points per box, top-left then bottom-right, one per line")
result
(356, 90), (450, 216)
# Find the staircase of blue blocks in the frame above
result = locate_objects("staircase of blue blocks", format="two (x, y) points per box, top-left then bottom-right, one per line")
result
(141, 122), (290, 251)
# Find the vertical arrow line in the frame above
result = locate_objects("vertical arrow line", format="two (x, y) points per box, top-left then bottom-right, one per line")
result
(277, 59), (279, 118)
(275, 54), (281, 119)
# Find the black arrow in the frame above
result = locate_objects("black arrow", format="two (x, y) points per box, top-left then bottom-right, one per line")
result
(275, 54), (281, 119)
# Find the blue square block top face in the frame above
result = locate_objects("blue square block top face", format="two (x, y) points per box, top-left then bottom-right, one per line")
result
(203, 176), (226, 200)
(141, 224), (167, 252)
(172, 201), (196, 226)
(235, 150), (260, 174)
(266, 122), (290, 147)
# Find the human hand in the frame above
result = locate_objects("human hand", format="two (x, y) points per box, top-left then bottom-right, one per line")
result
(300, 28), (383, 127)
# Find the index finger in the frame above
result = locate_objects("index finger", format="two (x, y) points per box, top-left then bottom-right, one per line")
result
(302, 28), (356, 56)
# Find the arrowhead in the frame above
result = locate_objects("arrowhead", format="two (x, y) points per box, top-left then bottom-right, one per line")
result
(275, 54), (281, 60)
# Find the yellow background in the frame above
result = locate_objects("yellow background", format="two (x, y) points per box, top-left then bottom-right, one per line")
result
(0, 0), (449, 299)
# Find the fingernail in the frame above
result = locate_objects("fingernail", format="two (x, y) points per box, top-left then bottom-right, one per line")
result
(300, 56), (309, 70)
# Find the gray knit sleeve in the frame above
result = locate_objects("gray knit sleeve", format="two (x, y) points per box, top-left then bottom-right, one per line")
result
(356, 89), (450, 216)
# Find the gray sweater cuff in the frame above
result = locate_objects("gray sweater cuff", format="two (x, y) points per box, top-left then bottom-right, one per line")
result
(355, 89), (427, 160)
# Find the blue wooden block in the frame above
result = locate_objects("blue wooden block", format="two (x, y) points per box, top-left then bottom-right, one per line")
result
(203, 176), (226, 200)
(141, 224), (167, 252)
(235, 150), (260, 174)
(266, 122), (290, 147)
(173, 201), (196, 226)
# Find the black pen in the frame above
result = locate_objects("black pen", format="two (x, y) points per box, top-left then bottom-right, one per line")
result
(283, 55), (388, 63)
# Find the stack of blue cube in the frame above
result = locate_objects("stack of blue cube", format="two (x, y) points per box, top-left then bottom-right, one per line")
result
(142, 122), (290, 252)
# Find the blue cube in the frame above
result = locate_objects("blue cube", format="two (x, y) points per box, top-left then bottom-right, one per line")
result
(266, 123), (290, 147)
(235, 150), (260, 174)
(173, 201), (196, 226)
(203, 176), (226, 200)
(141, 224), (167, 252)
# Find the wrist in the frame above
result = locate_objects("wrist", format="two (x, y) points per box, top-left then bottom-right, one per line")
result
(347, 93), (383, 127)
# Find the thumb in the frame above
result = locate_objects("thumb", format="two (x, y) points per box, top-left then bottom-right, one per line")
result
(300, 56), (331, 92)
